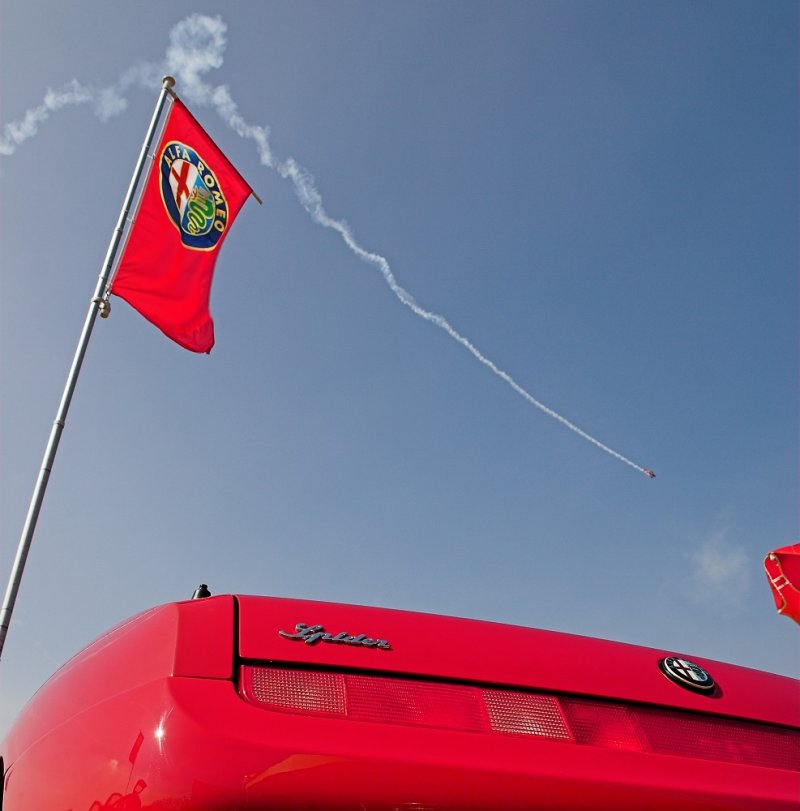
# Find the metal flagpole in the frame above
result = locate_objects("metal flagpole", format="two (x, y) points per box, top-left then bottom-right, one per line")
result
(0, 76), (177, 662)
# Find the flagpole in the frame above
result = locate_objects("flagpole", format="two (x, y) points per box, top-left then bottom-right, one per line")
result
(0, 76), (177, 662)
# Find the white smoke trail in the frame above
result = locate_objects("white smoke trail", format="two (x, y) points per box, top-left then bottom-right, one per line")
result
(0, 80), (93, 155)
(0, 58), (163, 153)
(274, 157), (646, 473)
(1, 14), (652, 477)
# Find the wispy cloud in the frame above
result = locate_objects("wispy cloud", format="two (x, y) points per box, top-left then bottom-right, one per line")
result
(687, 530), (750, 605)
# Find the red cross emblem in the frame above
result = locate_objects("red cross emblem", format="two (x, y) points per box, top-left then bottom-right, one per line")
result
(171, 160), (192, 208)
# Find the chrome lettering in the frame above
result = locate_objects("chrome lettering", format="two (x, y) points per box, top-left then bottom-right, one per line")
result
(278, 623), (391, 650)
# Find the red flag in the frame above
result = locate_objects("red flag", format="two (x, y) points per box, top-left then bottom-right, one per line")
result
(111, 99), (252, 353)
(764, 544), (800, 625)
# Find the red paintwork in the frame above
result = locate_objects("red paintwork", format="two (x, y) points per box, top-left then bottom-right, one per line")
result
(2, 594), (798, 809)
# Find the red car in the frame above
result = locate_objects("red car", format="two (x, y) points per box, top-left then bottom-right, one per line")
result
(2, 593), (798, 809)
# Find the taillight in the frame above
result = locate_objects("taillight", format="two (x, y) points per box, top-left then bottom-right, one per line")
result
(561, 700), (643, 751)
(242, 666), (570, 739)
(484, 689), (571, 740)
(240, 665), (800, 770)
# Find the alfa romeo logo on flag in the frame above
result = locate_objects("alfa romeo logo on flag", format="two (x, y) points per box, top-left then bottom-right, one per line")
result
(113, 97), (253, 353)
(159, 141), (229, 250)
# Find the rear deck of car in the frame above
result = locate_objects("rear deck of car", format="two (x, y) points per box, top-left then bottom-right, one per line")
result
(2, 594), (798, 809)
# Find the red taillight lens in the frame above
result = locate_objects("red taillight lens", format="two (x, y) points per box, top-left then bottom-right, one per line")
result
(240, 665), (800, 770)
(633, 706), (800, 768)
(560, 700), (644, 751)
(346, 673), (487, 732)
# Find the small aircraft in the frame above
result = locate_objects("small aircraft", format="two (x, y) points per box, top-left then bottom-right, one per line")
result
(644, 469), (656, 479)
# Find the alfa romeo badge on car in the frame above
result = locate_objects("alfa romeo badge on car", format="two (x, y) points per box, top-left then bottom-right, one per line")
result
(659, 656), (715, 693)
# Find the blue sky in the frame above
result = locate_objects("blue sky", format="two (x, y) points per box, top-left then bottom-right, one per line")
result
(1, 1), (797, 733)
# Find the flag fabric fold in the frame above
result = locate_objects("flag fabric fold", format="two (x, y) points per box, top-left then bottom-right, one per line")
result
(764, 544), (800, 625)
(111, 98), (252, 353)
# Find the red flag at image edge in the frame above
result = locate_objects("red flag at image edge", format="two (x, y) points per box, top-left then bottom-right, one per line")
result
(111, 99), (253, 353)
(764, 544), (800, 625)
